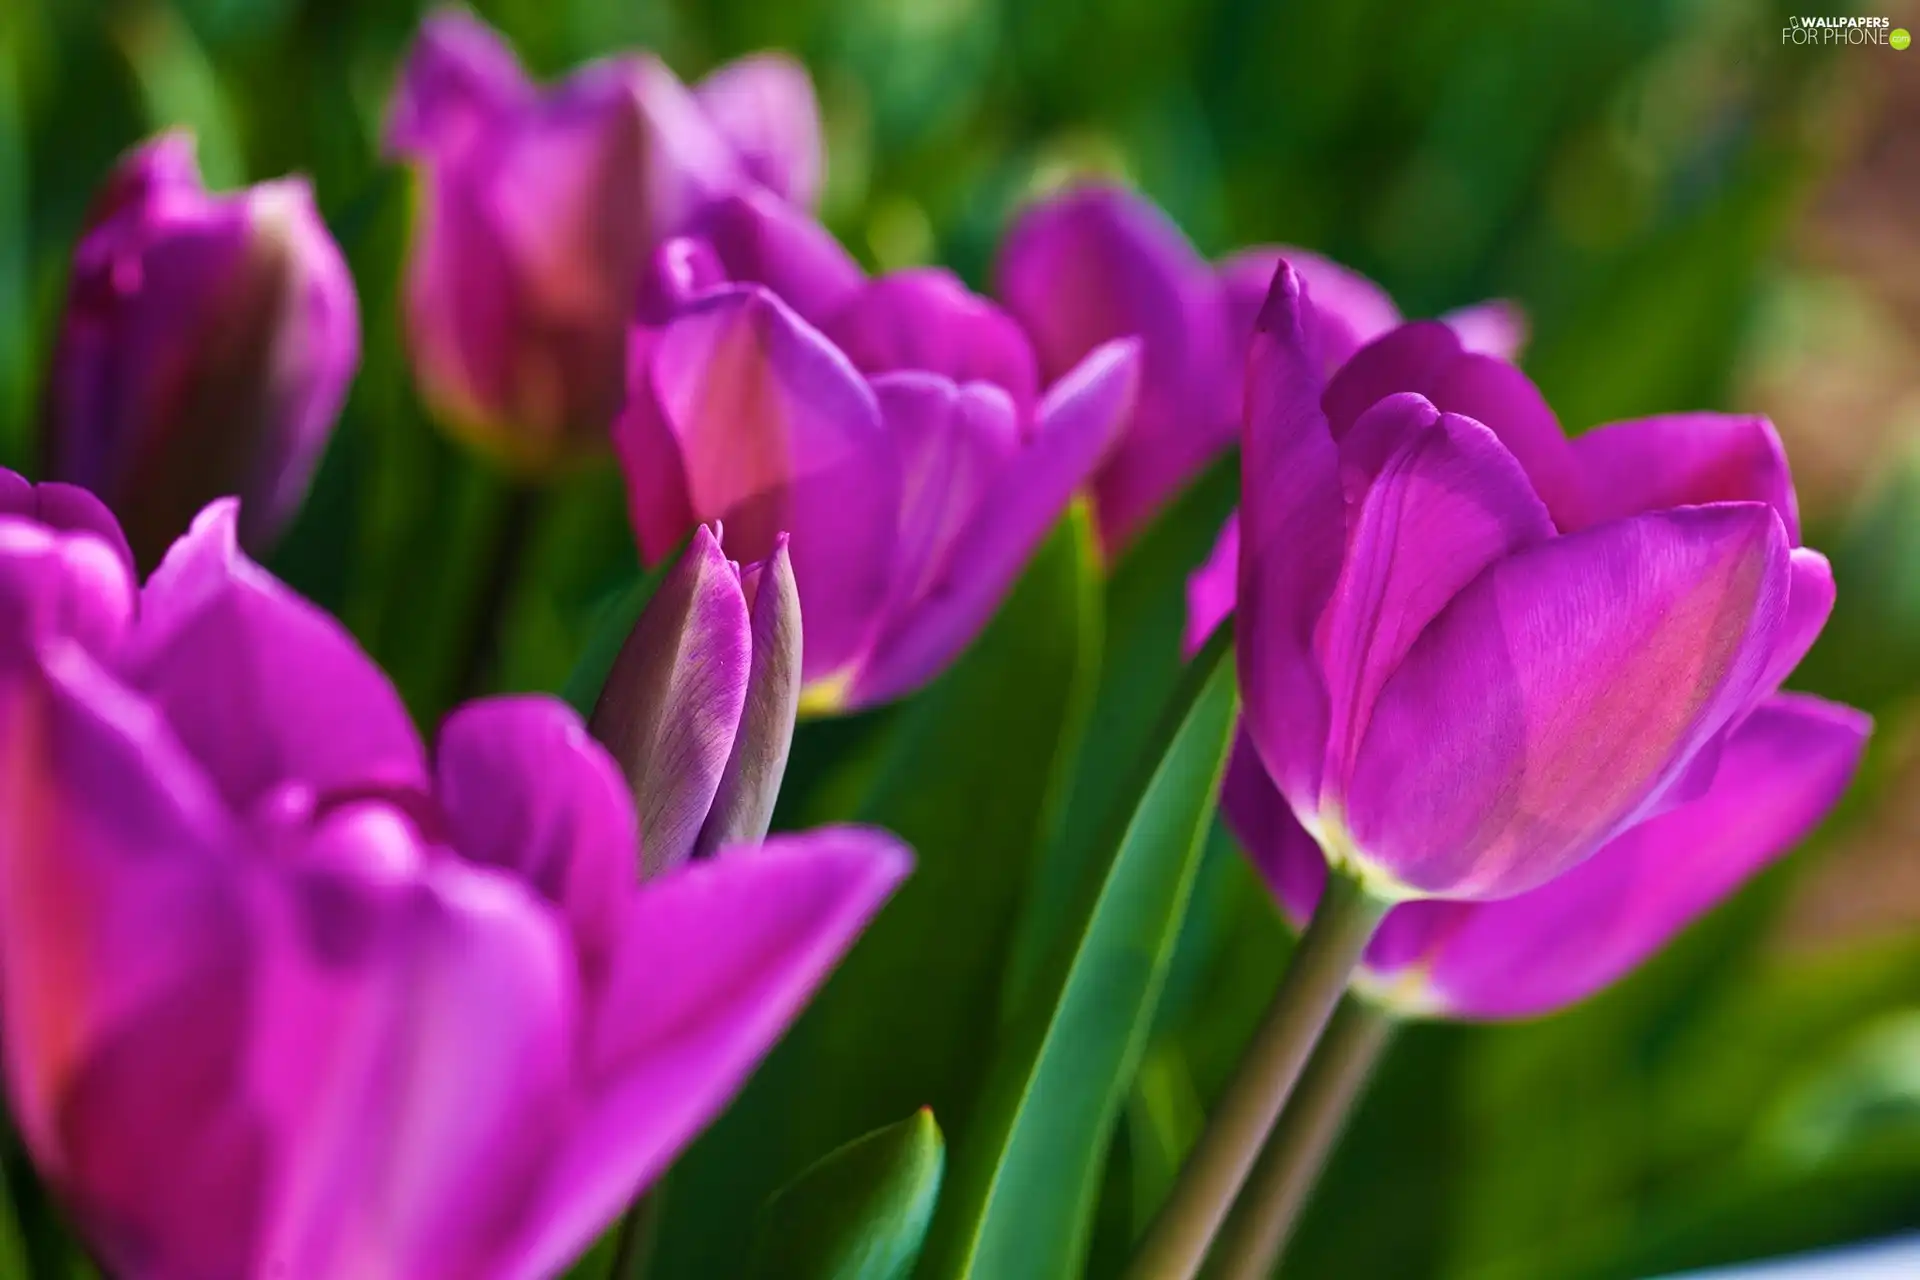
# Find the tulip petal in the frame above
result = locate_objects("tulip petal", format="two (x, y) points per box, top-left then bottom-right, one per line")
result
(696, 538), (803, 857)
(1322, 322), (1589, 530)
(0, 476), (135, 578)
(588, 527), (750, 878)
(506, 827), (910, 1278)
(1351, 498), (1781, 901)
(848, 340), (1136, 707)
(435, 695), (639, 968)
(822, 269), (1041, 415)
(1236, 263), (1347, 809)
(1346, 503), (1789, 899)
(1184, 512), (1239, 657)
(995, 185), (1233, 551)
(1570, 413), (1800, 540)
(1421, 694), (1868, 1018)
(121, 501), (427, 809)
(0, 642), (267, 1279)
(644, 286), (899, 682)
(694, 190), (866, 325)
(1219, 247), (1401, 370)
(0, 518), (137, 659)
(614, 326), (698, 564)
(261, 859), (576, 1279)
(384, 9), (534, 160)
(1317, 401), (1554, 786)
(1438, 299), (1528, 361)
(694, 53), (824, 207)
(1765, 547), (1834, 693)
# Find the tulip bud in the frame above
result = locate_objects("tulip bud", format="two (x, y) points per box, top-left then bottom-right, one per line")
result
(43, 133), (358, 573)
(385, 10), (827, 469)
(589, 526), (802, 875)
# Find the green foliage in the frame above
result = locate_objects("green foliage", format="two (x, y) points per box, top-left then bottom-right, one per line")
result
(748, 1109), (947, 1280)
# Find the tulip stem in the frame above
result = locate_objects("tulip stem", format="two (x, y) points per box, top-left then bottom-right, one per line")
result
(606, 1185), (664, 1280)
(1206, 1000), (1396, 1280)
(453, 478), (540, 703)
(1126, 871), (1389, 1280)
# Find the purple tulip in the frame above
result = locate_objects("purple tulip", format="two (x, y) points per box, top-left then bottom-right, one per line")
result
(590, 525), (802, 875)
(614, 212), (1141, 711)
(1220, 695), (1866, 1018)
(44, 133), (358, 573)
(0, 481), (908, 1277)
(384, 10), (825, 468)
(994, 184), (1523, 555)
(1207, 261), (1847, 905)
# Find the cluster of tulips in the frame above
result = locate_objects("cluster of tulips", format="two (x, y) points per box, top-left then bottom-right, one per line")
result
(0, 8), (1870, 1279)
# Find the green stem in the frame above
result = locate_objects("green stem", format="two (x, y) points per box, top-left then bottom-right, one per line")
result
(1207, 1001), (1396, 1280)
(606, 1184), (664, 1280)
(1126, 872), (1390, 1280)
(450, 478), (539, 705)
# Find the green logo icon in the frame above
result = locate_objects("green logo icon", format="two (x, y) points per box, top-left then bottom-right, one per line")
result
(1894, 27), (1912, 49)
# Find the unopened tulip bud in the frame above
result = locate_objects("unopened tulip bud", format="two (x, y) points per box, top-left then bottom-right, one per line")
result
(44, 133), (357, 572)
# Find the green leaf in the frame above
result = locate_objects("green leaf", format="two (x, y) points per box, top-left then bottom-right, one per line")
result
(560, 551), (674, 717)
(651, 510), (1103, 1278)
(749, 1110), (947, 1280)
(918, 626), (1239, 1280)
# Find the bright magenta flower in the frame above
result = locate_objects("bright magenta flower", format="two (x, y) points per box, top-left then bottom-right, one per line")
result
(1206, 261), (1844, 904)
(0, 477), (907, 1277)
(385, 10), (823, 467)
(994, 184), (1523, 555)
(44, 133), (357, 571)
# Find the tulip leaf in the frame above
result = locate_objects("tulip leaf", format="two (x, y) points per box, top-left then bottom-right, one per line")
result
(651, 509), (1103, 1278)
(560, 553), (673, 717)
(747, 1109), (946, 1280)
(918, 626), (1239, 1280)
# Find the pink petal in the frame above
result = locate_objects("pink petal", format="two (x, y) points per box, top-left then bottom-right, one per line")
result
(1184, 512), (1239, 657)
(1422, 694), (1868, 1018)
(1570, 413), (1800, 541)
(693, 190), (867, 326)
(1439, 299), (1529, 361)
(505, 827), (910, 1277)
(848, 340), (1136, 707)
(121, 501), (427, 810)
(694, 53), (824, 207)
(1235, 263), (1347, 811)
(639, 286), (900, 683)
(1346, 503), (1790, 900)
(821, 269), (1040, 417)
(1219, 247), (1401, 371)
(1316, 401), (1554, 790)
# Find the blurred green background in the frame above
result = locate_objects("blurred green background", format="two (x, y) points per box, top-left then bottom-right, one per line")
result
(3, 0), (1919, 1276)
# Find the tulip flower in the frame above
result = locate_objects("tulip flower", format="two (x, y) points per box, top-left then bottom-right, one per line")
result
(43, 132), (357, 573)
(615, 214), (1141, 711)
(995, 184), (1525, 555)
(385, 9), (826, 467)
(589, 524), (802, 876)
(0, 491), (909, 1279)
(1217, 260), (1839, 905)
(1221, 695), (1865, 1019)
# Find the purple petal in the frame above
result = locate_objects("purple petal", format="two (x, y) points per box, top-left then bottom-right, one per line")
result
(1570, 413), (1800, 541)
(1440, 299), (1529, 361)
(1184, 512), (1239, 657)
(383, 9), (534, 161)
(821, 268), (1041, 416)
(1421, 694), (1868, 1018)
(994, 185), (1233, 552)
(636, 237), (729, 325)
(1322, 322), (1589, 530)
(1219, 247), (1401, 371)
(695, 538), (803, 857)
(504, 826), (910, 1277)
(1763, 548), (1834, 693)
(694, 53), (824, 207)
(614, 325), (698, 565)
(1316, 401), (1554, 788)
(435, 695), (639, 970)
(869, 372), (1022, 625)
(0, 477), (135, 577)
(588, 526), (750, 877)
(1346, 503), (1791, 900)
(693, 190), (866, 326)
(120, 501), (427, 811)
(847, 340), (1137, 707)
(0, 519), (137, 661)
(637, 286), (899, 683)
(1235, 263), (1347, 811)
